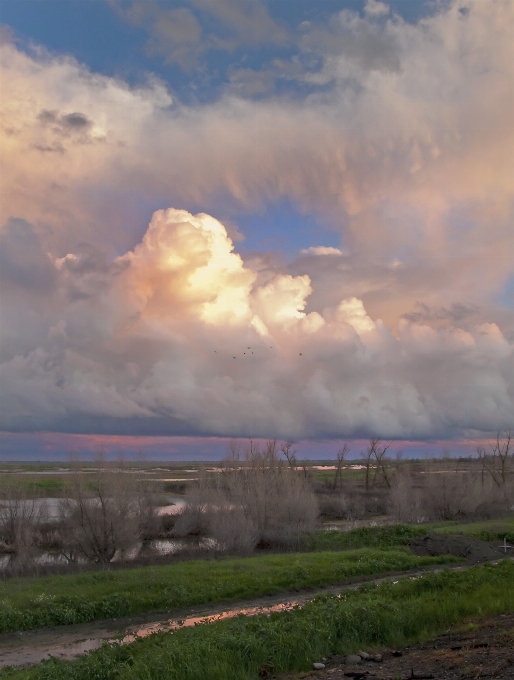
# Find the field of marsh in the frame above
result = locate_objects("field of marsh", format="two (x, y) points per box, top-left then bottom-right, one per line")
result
(0, 436), (513, 677)
(1, 437), (513, 575)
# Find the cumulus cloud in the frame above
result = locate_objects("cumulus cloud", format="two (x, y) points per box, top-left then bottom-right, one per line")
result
(364, 0), (390, 17)
(0, 0), (513, 440)
(300, 246), (345, 256)
(0, 209), (512, 439)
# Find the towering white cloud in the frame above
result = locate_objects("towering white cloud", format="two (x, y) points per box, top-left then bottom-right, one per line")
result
(0, 209), (511, 439)
(122, 208), (256, 325)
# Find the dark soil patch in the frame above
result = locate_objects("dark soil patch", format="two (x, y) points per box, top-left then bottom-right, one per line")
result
(408, 533), (504, 562)
(276, 612), (514, 680)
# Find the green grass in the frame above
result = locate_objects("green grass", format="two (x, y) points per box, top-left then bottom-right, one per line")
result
(315, 468), (366, 482)
(425, 518), (514, 543)
(2, 560), (512, 680)
(18, 478), (67, 494)
(0, 548), (458, 634)
(306, 518), (514, 552)
(301, 523), (427, 551)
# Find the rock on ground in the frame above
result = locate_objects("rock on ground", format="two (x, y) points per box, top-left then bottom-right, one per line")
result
(272, 612), (514, 679)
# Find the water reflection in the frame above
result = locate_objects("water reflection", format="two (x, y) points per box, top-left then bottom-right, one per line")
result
(0, 495), (189, 572)
(0, 599), (302, 669)
(0, 496), (185, 521)
(121, 600), (299, 644)
(0, 497), (63, 521)
(0, 536), (217, 572)
(156, 498), (186, 516)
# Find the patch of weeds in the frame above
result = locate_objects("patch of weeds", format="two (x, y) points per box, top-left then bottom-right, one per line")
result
(451, 621), (480, 634)
(301, 524), (427, 552)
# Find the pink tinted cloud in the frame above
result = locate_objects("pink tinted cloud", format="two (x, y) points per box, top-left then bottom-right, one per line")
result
(0, 431), (491, 462)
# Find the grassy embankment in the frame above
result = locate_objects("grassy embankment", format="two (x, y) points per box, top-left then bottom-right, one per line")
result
(2, 560), (513, 680)
(305, 518), (514, 551)
(425, 517), (514, 543)
(0, 541), (456, 633)
(1, 522), (511, 635)
(301, 523), (426, 551)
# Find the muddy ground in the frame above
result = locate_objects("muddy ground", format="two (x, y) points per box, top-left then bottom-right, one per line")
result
(275, 613), (514, 680)
(408, 534), (507, 562)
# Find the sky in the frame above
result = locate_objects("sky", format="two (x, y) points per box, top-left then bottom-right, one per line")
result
(0, 0), (513, 461)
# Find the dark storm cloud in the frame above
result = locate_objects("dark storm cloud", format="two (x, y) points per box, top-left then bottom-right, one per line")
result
(38, 109), (92, 132)
(403, 302), (480, 325)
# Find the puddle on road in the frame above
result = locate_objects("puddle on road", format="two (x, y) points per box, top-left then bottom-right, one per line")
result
(0, 598), (303, 669)
(0, 637), (107, 668)
(121, 600), (300, 643)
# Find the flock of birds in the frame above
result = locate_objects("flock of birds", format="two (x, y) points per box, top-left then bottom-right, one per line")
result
(214, 347), (303, 359)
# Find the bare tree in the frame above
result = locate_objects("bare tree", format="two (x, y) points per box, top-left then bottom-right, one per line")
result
(364, 443), (374, 491)
(477, 431), (512, 488)
(280, 441), (297, 469)
(372, 441), (393, 488)
(364, 439), (393, 490)
(333, 443), (350, 490)
(227, 439), (242, 463)
(244, 439), (263, 464)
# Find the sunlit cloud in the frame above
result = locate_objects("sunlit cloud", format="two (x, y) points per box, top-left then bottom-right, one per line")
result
(1, 208), (512, 440)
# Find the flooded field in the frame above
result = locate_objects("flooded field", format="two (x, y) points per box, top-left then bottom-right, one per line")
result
(0, 494), (188, 572)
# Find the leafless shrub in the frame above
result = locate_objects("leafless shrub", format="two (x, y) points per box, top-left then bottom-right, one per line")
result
(235, 440), (318, 548)
(58, 456), (156, 564)
(176, 440), (318, 552)
(136, 477), (161, 540)
(389, 462), (512, 523)
(0, 481), (45, 571)
(422, 471), (480, 520)
(173, 476), (218, 537)
(209, 503), (258, 554)
(388, 470), (425, 523)
(318, 492), (352, 520)
(477, 431), (512, 489)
